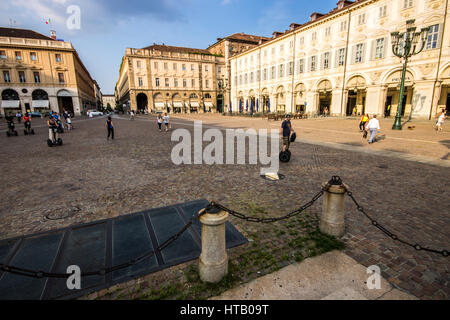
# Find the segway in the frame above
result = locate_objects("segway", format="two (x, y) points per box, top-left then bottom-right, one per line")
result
(6, 122), (18, 137)
(56, 120), (64, 134)
(23, 122), (35, 135)
(279, 132), (296, 163)
(47, 127), (63, 147)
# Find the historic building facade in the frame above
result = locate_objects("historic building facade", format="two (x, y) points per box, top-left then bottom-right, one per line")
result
(208, 33), (270, 113)
(230, 0), (450, 119)
(116, 45), (225, 113)
(0, 27), (97, 116)
(102, 94), (116, 109)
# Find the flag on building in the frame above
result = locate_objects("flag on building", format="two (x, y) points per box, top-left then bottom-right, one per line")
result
(45, 18), (51, 25)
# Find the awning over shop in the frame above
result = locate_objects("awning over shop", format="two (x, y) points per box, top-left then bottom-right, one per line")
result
(154, 102), (165, 108)
(204, 102), (214, 108)
(173, 102), (184, 107)
(1, 100), (20, 108)
(32, 100), (49, 108)
(190, 102), (200, 107)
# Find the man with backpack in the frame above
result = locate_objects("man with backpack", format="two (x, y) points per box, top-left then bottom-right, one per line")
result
(281, 114), (295, 152)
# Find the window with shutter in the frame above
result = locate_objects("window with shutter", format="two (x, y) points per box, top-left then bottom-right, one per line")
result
(374, 38), (385, 59)
(426, 24), (440, 49)
(323, 52), (330, 69)
(310, 56), (316, 72)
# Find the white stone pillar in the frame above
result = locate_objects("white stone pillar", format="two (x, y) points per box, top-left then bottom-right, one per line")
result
(365, 85), (382, 116)
(331, 89), (343, 116)
(198, 206), (229, 283)
(320, 182), (347, 238)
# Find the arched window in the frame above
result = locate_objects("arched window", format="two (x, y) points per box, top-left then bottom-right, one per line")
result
(189, 93), (198, 99)
(32, 89), (49, 100)
(2, 89), (19, 100)
(204, 93), (212, 99)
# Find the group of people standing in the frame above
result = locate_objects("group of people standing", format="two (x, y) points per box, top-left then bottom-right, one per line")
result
(156, 113), (170, 132)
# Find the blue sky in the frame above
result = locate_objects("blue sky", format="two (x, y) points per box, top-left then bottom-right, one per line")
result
(2, 0), (337, 93)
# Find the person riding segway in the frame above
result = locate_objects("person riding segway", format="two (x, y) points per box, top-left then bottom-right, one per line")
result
(279, 114), (295, 163)
(23, 112), (35, 135)
(47, 116), (62, 147)
(5, 113), (18, 137)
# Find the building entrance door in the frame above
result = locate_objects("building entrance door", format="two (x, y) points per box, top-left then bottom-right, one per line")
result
(217, 95), (223, 113)
(346, 90), (357, 116)
(58, 97), (74, 115)
(446, 93), (450, 115)
(384, 96), (392, 117)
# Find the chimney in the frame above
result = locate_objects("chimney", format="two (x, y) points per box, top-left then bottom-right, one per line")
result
(289, 23), (302, 31)
(272, 31), (283, 38)
(50, 30), (56, 40)
(310, 12), (324, 21)
(337, 0), (354, 9)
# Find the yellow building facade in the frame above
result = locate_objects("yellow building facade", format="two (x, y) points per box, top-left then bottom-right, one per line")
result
(0, 27), (97, 116)
(116, 45), (225, 113)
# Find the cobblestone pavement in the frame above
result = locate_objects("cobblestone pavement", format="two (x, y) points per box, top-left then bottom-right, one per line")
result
(0, 114), (448, 300)
(170, 113), (450, 161)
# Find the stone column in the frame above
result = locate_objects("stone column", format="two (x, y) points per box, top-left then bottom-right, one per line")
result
(198, 206), (229, 283)
(320, 182), (347, 238)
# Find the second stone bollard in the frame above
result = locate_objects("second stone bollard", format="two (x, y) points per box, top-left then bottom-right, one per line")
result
(198, 204), (229, 283)
(320, 180), (347, 238)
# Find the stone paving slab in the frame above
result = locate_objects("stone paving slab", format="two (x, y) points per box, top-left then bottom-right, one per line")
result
(211, 251), (417, 300)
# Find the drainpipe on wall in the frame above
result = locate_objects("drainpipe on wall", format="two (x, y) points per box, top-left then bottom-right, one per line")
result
(428, 0), (448, 120)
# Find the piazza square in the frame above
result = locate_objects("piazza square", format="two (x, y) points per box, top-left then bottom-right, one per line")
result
(0, 0), (448, 308)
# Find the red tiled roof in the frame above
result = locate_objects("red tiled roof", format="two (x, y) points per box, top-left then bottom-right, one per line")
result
(0, 27), (53, 40)
(225, 33), (271, 43)
(142, 44), (212, 55)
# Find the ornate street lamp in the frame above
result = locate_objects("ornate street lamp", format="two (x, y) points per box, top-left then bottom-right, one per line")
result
(390, 19), (430, 130)
(218, 75), (229, 114)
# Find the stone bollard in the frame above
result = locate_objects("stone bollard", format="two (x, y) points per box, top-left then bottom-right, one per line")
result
(198, 204), (229, 283)
(320, 181), (347, 238)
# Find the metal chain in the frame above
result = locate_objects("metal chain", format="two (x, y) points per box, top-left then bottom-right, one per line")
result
(205, 178), (335, 224)
(0, 212), (205, 279)
(344, 187), (449, 258)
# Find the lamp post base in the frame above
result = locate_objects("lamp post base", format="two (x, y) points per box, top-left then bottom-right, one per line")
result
(392, 116), (403, 130)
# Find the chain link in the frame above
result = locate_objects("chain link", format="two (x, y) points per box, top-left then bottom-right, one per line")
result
(206, 179), (332, 224)
(0, 214), (201, 279)
(344, 186), (449, 257)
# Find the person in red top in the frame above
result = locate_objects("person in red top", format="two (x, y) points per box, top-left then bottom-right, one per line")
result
(23, 112), (33, 135)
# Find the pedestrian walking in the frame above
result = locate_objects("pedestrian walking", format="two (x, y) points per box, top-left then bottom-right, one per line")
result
(385, 105), (391, 117)
(359, 113), (369, 131)
(130, 110), (135, 120)
(106, 116), (114, 140)
(157, 114), (162, 132)
(436, 109), (446, 132)
(163, 113), (170, 132)
(366, 115), (380, 144)
(66, 115), (72, 131)
(353, 107), (357, 116)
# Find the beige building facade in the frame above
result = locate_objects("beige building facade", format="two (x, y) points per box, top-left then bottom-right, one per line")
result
(116, 45), (225, 113)
(0, 28), (97, 116)
(230, 0), (450, 119)
(208, 33), (270, 112)
(102, 94), (115, 109)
